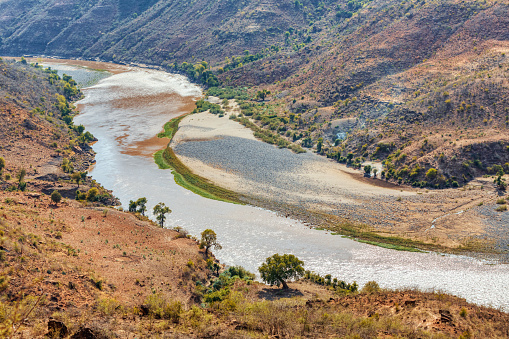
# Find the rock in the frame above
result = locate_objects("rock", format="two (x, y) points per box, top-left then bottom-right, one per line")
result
(140, 304), (150, 316)
(23, 119), (39, 130)
(404, 299), (416, 307)
(71, 327), (108, 339)
(47, 319), (68, 338)
(439, 309), (453, 323)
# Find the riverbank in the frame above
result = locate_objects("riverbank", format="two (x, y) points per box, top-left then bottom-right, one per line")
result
(166, 102), (505, 258)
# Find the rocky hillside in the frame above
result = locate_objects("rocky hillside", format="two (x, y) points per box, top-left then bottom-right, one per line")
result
(2, 0), (508, 187)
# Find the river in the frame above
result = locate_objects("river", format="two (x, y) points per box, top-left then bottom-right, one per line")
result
(45, 61), (509, 310)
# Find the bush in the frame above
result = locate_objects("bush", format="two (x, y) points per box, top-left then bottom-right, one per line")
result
(425, 168), (437, 180)
(75, 190), (87, 200)
(361, 281), (380, 294)
(50, 190), (62, 205)
(144, 294), (183, 323)
(86, 187), (99, 201)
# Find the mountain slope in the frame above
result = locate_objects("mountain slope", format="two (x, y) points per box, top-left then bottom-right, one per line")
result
(1, 0), (509, 186)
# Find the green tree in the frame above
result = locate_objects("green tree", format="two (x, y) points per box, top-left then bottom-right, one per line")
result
(153, 203), (171, 227)
(317, 138), (323, 153)
(372, 168), (378, 177)
(136, 197), (147, 216)
(71, 172), (82, 188)
(364, 165), (372, 175)
(0, 156), (5, 172)
(16, 168), (26, 183)
(51, 190), (62, 205)
(258, 253), (304, 289)
(200, 229), (222, 256)
(16, 168), (26, 191)
(255, 89), (271, 101)
(495, 170), (507, 191)
(128, 200), (137, 212)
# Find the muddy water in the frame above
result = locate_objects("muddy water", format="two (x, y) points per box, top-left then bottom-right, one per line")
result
(45, 62), (509, 310)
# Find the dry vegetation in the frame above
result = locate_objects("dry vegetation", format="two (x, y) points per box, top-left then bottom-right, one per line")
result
(1, 191), (509, 338)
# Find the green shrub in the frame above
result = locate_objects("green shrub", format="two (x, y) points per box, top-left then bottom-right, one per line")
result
(144, 294), (183, 323)
(86, 187), (99, 201)
(361, 281), (381, 294)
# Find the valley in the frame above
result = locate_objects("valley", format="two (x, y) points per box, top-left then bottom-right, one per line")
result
(1, 0), (509, 336)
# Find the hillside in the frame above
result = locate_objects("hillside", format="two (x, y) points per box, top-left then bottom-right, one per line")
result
(1, 0), (508, 186)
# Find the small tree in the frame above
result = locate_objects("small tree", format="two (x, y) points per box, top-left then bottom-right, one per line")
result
(71, 172), (82, 188)
(51, 190), (62, 205)
(128, 200), (137, 212)
(495, 170), (507, 191)
(258, 253), (304, 289)
(200, 229), (222, 256)
(153, 203), (171, 227)
(0, 156), (5, 172)
(255, 89), (271, 101)
(317, 138), (323, 153)
(136, 197), (147, 216)
(16, 168), (26, 183)
(372, 168), (378, 178)
(17, 168), (27, 191)
(364, 165), (372, 175)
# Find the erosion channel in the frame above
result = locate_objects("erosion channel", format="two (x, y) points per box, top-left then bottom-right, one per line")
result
(44, 60), (509, 310)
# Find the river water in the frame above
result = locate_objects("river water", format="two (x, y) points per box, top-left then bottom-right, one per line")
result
(46, 62), (509, 310)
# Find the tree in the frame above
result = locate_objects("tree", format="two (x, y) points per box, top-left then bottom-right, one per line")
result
(317, 138), (323, 153)
(364, 165), (372, 175)
(495, 170), (506, 191)
(128, 200), (137, 212)
(51, 190), (62, 205)
(153, 203), (171, 227)
(0, 156), (5, 172)
(373, 168), (378, 178)
(255, 89), (271, 101)
(258, 253), (304, 289)
(200, 229), (222, 256)
(71, 172), (82, 188)
(136, 197), (147, 216)
(16, 168), (26, 183)
(17, 168), (26, 191)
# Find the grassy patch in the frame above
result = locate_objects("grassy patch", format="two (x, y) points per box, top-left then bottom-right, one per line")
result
(157, 116), (184, 139)
(354, 238), (424, 252)
(154, 114), (245, 205)
(326, 220), (497, 254)
(154, 150), (171, 169)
